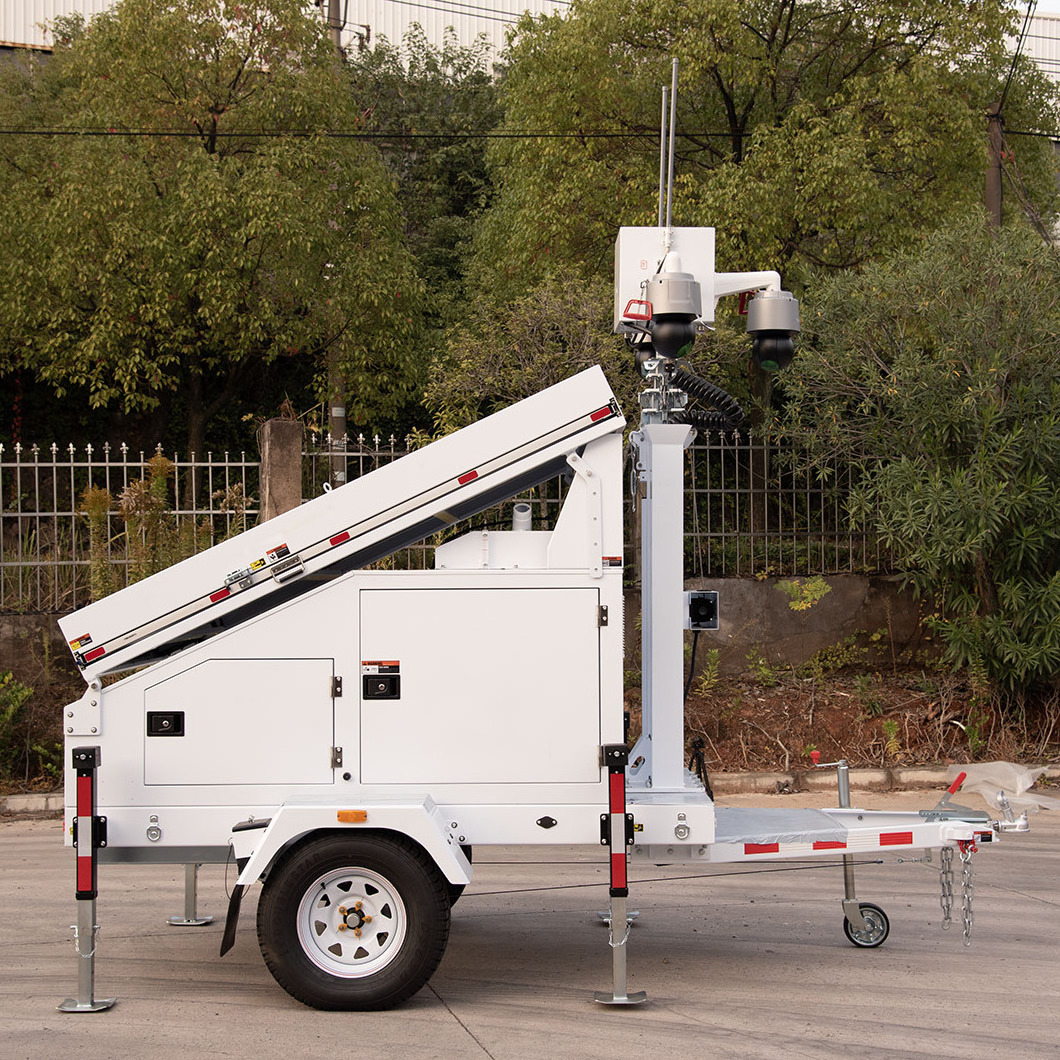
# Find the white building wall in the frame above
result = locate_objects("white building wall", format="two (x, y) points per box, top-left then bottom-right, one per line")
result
(2, 0), (113, 49)
(340, 0), (568, 54)
(1, 0), (568, 54)
(1020, 14), (1060, 86)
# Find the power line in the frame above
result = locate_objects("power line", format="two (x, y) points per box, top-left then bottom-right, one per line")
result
(0, 125), (741, 141)
(380, 0), (520, 26)
(376, 0), (571, 26)
(1001, 0), (1039, 110)
(1006, 125), (1060, 141)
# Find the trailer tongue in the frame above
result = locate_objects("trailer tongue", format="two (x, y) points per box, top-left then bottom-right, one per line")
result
(58, 226), (1026, 1013)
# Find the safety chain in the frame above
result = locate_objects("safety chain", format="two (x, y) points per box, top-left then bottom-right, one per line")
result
(607, 917), (633, 950)
(958, 839), (976, 946)
(939, 841), (976, 945)
(70, 921), (100, 959)
(939, 846), (954, 929)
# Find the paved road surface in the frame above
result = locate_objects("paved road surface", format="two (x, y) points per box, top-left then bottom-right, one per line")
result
(3, 790), (1056, 1060)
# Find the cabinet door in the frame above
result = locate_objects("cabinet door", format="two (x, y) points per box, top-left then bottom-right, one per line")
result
(360, 588), (600, 785)
(144, 658), (334, 786)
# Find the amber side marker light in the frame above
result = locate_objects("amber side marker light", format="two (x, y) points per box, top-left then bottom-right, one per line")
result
(336, 810), (368, 824)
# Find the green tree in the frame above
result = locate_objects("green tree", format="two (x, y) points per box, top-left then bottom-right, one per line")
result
(472, 0), (1057, 298)
(0, 0), (423, 455)
(424, 275), (631, 433)
(346, 26), (502, 322)
(783, 214), (1060, 694)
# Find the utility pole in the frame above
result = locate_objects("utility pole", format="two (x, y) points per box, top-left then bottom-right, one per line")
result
(326, 0), (347, 484)
(986, 102), (1004, 229)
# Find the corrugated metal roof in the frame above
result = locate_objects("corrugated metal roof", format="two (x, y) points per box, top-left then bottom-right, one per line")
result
(0, 0), (569, 53)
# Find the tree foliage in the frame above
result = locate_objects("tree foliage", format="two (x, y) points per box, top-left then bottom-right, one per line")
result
(471, 0), (1058, 300)
(783, 214), (1060, 694)
(0, 0), (423, 453)
(346, 26), (502, 320)
(424, 275), (631, 433)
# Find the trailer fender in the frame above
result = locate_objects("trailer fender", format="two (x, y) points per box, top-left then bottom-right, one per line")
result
(220, 796), (470, 957)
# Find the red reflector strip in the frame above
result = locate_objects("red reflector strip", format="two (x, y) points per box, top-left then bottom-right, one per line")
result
(744, 843), (780, 855)
(813, 841), (847, 851)
(608, 772), (625, 814)
(457, 470), (478, 485)
(76, 774), (93, 818)
(880, 831), (914, 846)
(330, 531), (350, 546)
(590, 405), (613, 422)
(83, 646), (106, 663)
(77, 853), (94, 893)
(209, 587), (231, 603)
(610, 852), (628, 889)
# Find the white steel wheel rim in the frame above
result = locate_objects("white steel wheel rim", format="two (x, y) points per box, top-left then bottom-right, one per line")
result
(850, 908), (886, 945)
(296, 866), (408, 978)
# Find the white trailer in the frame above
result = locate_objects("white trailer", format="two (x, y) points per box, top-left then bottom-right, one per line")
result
(58, 227), (1026, 1012)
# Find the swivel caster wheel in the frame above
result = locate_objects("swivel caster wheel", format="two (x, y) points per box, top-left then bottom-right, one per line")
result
(843, 902), (890, 948)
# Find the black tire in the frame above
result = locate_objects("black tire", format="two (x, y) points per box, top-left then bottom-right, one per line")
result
(256, 832), (450, 1010)
(843, 902), (890, 948)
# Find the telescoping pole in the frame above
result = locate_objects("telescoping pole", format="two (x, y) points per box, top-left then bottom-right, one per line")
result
(594, 745), (647, 1006)
(58, 746), (116, 1013)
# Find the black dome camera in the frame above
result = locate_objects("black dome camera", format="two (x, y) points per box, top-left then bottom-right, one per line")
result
(746, 290), (800, 373)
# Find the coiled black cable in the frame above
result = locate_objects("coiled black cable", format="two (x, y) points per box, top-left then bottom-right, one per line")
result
(668, 366), (745, 432)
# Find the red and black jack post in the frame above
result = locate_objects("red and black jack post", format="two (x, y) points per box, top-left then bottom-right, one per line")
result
(59, 746), (116, 1013)
(594, 744), (647, 1005)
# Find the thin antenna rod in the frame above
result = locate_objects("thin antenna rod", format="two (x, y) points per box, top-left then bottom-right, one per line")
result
(664, 58), (678, 246)
(658, 87), (667, 228)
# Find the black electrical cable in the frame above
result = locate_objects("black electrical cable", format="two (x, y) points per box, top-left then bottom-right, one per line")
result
(1001, 0), (1038, 112)
(683, 628), (700, 703)
(669, 366), (745, 432)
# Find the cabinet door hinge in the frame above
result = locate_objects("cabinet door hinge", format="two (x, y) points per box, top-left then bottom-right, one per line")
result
(597, 605), (609, 627)
(332, 676), (343, 698)
(331, 746), (343, 768)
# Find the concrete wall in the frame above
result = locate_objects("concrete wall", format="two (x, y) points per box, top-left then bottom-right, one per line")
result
(4, 576), (929, 693)
(626, 575), (928, 674)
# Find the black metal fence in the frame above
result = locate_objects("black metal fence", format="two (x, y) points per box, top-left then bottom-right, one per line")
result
(0, 433), (888, 614)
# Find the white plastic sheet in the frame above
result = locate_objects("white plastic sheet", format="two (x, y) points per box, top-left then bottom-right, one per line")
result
(948, 761), (1060, 813)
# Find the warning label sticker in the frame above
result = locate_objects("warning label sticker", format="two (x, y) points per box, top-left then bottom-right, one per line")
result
(361, 661), (400, 675)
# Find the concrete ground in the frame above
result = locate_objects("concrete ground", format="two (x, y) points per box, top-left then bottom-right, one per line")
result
(2, 790), (1057, 1060)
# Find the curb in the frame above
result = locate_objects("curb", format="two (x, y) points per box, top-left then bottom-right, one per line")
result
(711, 763), (1060, 796)
(4, 765), (1057, 815)
(0, 791), (65, 815)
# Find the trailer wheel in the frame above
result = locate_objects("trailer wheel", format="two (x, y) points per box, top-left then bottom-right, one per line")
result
(257, 833), (450, 1010)
(843, 902), (890, 948)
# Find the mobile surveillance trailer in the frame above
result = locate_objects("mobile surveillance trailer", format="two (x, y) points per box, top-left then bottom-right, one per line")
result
(59, 225), (1025, 1012)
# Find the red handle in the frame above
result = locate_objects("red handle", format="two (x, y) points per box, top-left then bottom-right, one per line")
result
(623, 299), (653, 322)
(810, 750), (821, 765)
(948, 771), (967, 796)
